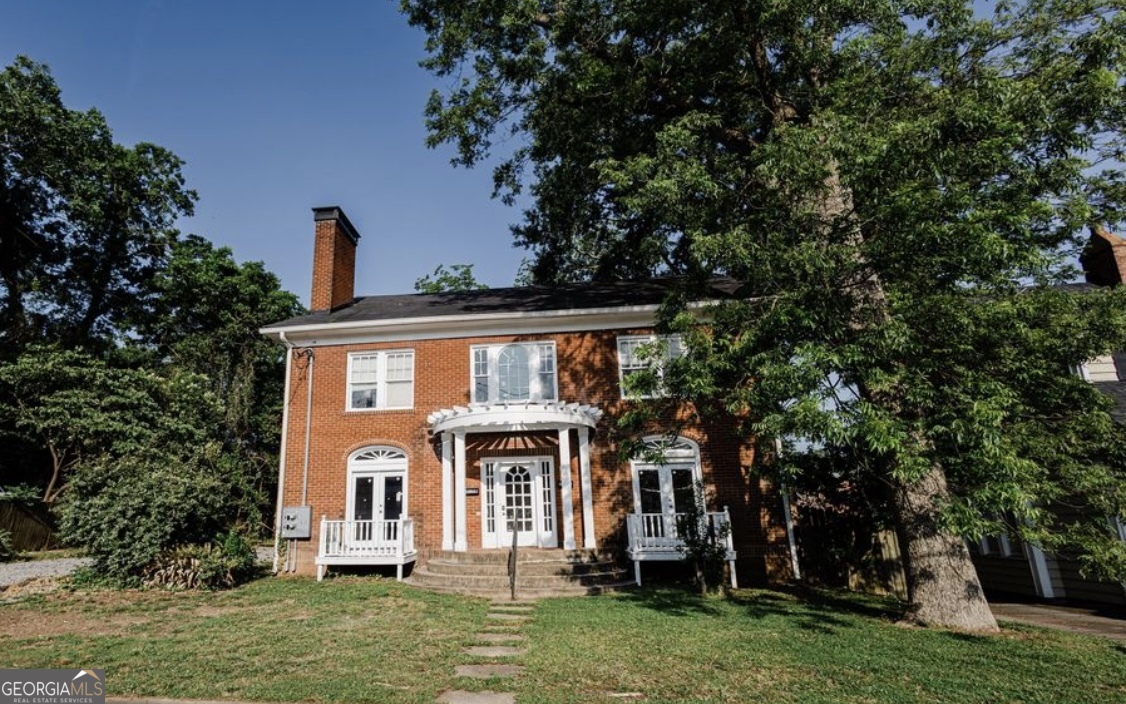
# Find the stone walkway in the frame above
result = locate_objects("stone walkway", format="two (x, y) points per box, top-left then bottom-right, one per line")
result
(436, 598), (537, 704)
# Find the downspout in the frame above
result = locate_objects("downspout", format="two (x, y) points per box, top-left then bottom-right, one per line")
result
(775, 439), (802, 581)
(292, 346), (315, 573)
(272, 334), (295, 574)
(301, 347), (314, 506)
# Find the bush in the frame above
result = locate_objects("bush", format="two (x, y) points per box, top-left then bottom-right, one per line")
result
(676, 482), (732, 595)
(58, 453), (230, 585)
(0, 529), (15, 562)
(141, 531), (259, 590)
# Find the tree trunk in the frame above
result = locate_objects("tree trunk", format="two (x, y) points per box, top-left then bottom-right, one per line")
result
(892, 464), (999, 632)
(819, 162), (997, 632)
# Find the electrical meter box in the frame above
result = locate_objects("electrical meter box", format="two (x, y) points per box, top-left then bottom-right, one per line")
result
(280, 505), (312, 539)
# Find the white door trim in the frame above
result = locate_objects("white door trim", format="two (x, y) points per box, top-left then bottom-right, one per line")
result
(481, 456), (557, 548)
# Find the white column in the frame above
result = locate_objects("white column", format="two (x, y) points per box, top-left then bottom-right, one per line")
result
(441, 432), (453, 551)
(1024, 543), (1057, 599)
(578, 427), (596, 549)
(454, 430), (468, 552)
(558, 428), (576, 550)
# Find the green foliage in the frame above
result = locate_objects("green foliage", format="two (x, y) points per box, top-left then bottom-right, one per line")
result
(127, 235), (303, 531)
(404, 0), (1126, 601)
(0, 56), (305, 582)
(0, 56), (196, 354)
(413, 263), (488, 293)
(674, 481), (732, 595)
(0, 56), (303, 576)
(58, 452), (229, 584)
(140, 531), (259, 590)
(0, 484), (40, 506)
(0, 528), (15, 563)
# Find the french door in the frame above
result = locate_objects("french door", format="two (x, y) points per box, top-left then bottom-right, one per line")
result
(483, 459), (556, 548)
(352, 472), (404, 544)
(635, 464), (696, 538)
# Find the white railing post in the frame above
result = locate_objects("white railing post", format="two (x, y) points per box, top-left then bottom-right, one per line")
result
(722, 507), (737, 589)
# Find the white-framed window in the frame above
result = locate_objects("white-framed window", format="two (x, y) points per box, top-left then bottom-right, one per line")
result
(1079, 354), (1119, 382)
(347, 350), (415, 411)
(471, 342), (557, 403)
(617, 335), (684, 398)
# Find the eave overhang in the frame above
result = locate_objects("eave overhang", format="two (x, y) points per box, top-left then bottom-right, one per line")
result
(260, 301), (715, 346)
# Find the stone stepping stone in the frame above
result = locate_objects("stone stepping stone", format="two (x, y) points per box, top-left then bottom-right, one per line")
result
(455, 664), (525, 679)
(490, 604), (534, 611)
(464, 645), (527, 657)
(436, 691), (515, 704)
(477, 632), (525, 643)
(486, 612), (529, 621)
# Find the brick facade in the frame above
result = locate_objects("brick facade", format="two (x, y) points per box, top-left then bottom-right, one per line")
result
(270, 207), (794, 586)
(276, 327), (794, 585)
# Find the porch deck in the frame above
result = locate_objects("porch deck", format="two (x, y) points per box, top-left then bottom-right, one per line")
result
(315, 517), (417, 581)
(626, 508), (737, 588)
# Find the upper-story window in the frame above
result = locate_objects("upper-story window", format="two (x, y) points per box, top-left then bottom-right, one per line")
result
(348, 350), (414, 411)
(1079, 354), (1120, 382)
(617, 335), (684, 398)
(472, 342), (556, 403)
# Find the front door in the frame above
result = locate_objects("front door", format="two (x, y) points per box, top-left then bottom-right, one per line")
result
(635, 464), (696, 538)
(484, 459), (557, 548)
(352, 472), (404, 545)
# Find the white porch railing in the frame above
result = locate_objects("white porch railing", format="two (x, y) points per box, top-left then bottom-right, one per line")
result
(626, 508), (737, 588)
(315, 517), (417, 581)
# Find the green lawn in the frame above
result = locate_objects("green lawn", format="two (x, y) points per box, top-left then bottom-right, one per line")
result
(2, 578), (1123, 704)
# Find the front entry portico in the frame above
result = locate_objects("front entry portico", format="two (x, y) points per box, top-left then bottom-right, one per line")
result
(428, 401), (602, 552)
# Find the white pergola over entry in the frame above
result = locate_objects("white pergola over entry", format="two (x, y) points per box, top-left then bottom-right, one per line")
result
(428, 401), (602, 552)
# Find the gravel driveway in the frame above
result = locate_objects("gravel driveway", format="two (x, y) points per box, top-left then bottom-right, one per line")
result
(0, 557), (91, 587)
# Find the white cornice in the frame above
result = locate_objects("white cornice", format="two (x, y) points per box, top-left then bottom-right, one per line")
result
(260, 302), (713, 347)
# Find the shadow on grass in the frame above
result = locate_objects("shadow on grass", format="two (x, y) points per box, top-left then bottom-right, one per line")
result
(615, 587), (726, 617)
(616, 582), (906, 635)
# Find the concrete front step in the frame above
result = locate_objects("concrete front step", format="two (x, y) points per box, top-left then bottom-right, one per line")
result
(410, 580), (636, 599)
(408, 548), (633, 598)
(409, 566), (629, 591)
(425, 548), (615, 564)
(424, 558), (619, 577)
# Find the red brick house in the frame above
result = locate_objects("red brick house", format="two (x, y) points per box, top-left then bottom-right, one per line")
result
(261, 207), (796, 591)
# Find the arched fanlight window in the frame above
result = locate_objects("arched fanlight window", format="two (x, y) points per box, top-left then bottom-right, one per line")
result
(497, 344), (530, 400)
(351, 447), (407, 464)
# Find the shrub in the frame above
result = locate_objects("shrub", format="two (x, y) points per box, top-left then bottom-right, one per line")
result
(0, 529), (15, 563)
(58, 453), (230, 585)
(676, 481), (732, 595)
(141, 531), (259, 590)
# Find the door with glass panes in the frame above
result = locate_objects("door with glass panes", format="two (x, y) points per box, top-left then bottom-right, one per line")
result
(484, 459), (557, 548)
(351, 472), (405, 545)
(634, 464), (697, 539)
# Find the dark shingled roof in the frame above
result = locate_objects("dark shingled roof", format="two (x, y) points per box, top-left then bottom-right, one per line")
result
(264, 278), (742, 329)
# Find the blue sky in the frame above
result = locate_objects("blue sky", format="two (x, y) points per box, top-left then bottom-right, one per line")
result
(0, 0), (528, 302)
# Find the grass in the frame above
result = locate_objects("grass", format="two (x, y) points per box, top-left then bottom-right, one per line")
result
(2, 578), (1124, 704)
(513, 588), (1126, 704)
(15, 547), (86, 561)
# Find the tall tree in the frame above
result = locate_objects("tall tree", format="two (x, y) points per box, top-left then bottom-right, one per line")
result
(414, 263), (488, 293)
(0, 56), (195, 354)
(128, 235), (304, 529)
(403, 0), (1126, 630)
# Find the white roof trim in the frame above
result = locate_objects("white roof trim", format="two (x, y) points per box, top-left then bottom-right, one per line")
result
(260, 301), (716, 346)
(427, 401), (603, 434)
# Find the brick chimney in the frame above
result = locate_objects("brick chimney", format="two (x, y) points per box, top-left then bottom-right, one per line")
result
(310, 206), (360, 311)
(1081, 225), (1126, 287)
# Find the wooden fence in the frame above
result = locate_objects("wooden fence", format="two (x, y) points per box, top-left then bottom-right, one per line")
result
(0, 502), (59, 551)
